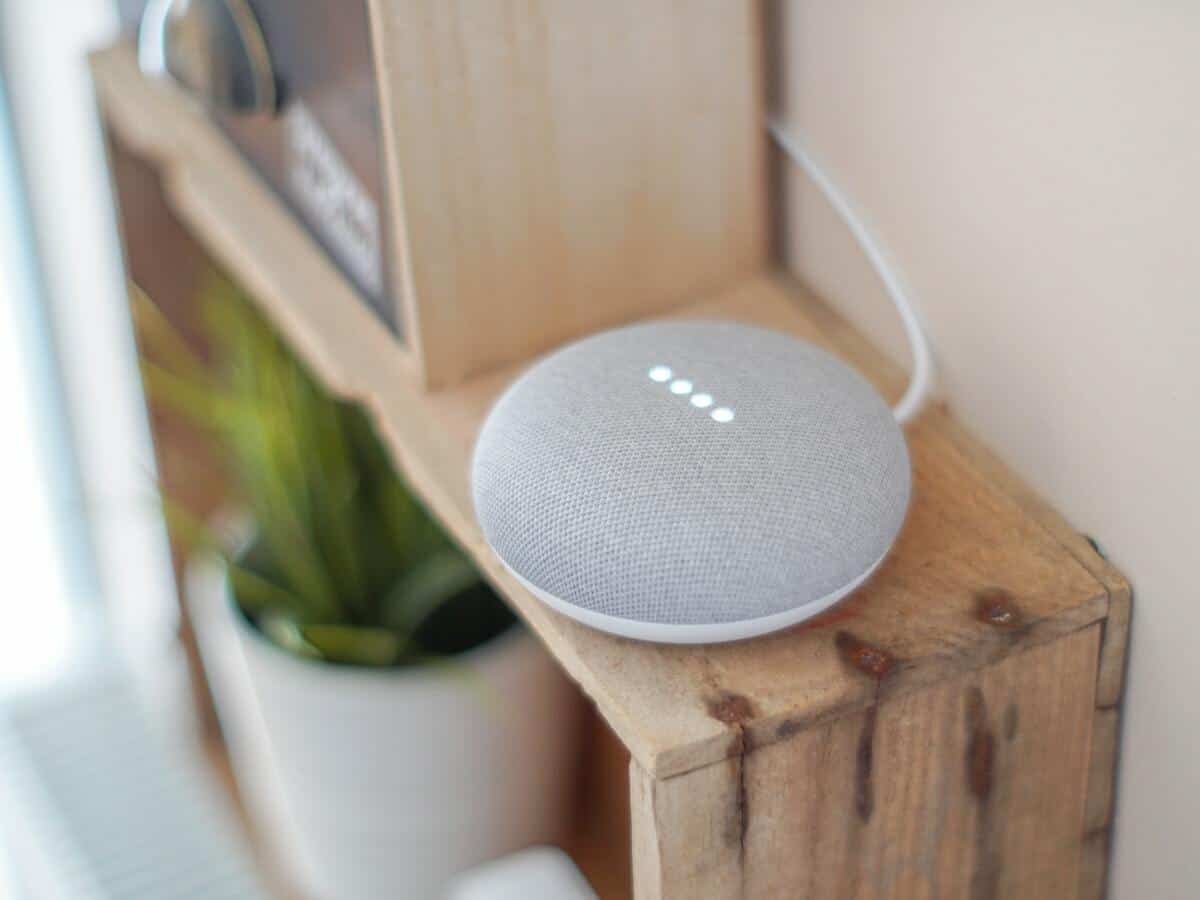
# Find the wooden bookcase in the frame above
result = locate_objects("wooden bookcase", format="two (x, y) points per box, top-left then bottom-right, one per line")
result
(92, 40), (1129, 900)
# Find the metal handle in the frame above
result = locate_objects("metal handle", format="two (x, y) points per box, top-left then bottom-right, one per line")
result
(137, 0), (277, 115)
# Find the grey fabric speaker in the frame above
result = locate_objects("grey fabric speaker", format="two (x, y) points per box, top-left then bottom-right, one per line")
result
(471, 320), (911, 644)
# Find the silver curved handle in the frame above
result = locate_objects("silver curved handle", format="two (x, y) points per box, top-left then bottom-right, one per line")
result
(137, 0), (277, 115)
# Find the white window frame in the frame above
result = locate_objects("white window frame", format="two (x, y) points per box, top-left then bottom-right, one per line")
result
(1, 0), (182, 710)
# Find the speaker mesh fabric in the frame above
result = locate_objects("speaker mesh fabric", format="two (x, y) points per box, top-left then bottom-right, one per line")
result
(472, 321), (911, 629)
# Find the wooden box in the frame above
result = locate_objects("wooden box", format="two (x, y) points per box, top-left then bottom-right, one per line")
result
(367, 0), (767, 387)
(121, 0), (766, 388)
(93, 32), (1129, 900)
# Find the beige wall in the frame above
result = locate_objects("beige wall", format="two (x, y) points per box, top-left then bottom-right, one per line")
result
(771, 3), (1199, 896)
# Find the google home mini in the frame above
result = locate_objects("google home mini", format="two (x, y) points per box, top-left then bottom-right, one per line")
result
(471, 320), (912, 644)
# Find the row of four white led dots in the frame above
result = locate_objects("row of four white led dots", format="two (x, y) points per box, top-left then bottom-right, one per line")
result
(648, 366), (734, 422)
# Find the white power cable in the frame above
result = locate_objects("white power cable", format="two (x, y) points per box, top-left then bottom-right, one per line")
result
(767, 120), (935, 425)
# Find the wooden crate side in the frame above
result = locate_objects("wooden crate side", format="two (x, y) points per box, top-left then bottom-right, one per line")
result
(632, 754), (744, 900)
(633, 626), (1101, 899)
(1076, 827), (1113, 900)
(1077, 706), (1122, 900)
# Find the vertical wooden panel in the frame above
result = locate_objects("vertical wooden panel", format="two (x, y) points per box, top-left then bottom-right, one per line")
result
(634, 626), (1100, 899)
(572, 711), (633, 899)
(368, 0), (768, 386)
(632, 754), (744, 899)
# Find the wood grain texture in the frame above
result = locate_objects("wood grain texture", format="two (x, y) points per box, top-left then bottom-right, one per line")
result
(92, 43), (1114, 788)
(632, 753), (744, 900)
(634, 626), (1101, 900)
(572, 712), (633, 899)
(366, 0), (768, 386)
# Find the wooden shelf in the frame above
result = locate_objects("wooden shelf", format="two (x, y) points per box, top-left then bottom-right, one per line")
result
(93, 42), (1129, 897)
(92, 39), (1128, 777)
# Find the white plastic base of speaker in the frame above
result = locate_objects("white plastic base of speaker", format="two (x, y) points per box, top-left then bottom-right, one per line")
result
(501, 550), (889, 645)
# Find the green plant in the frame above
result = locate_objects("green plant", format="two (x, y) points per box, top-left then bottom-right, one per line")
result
(134, 274), (513, 666)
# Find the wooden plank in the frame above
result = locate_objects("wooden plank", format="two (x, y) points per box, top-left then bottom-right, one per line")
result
(366, 0), (768, 386)
(634, 626), (1100, 899)
(92, 44), (1114, 784)
(571, 712), (633, 899)
(1077, 827), (1112, 900)
(1082, 708), (1120, 835)
(1077, 706), (1121, 900)
(631, 755), (743, 900)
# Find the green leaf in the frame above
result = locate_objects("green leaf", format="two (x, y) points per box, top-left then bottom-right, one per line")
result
(129, 281), (214, 383)
(381, 550), (481, 635)
(259, 610), (322, 659)
(227, 564), (303, 616)
(139, 360), (243, 431)
(300, 624), (403, 666)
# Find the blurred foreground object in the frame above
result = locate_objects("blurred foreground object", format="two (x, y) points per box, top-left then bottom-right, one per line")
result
(0, 669), (269, 899)
(138, 0), (276, 114)
(447, 846), (597, 900)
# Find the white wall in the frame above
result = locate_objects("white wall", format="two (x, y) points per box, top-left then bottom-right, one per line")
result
(771, 3), (1199, 897)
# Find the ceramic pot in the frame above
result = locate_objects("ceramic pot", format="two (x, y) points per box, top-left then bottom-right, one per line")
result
(185, 551), (581, 900)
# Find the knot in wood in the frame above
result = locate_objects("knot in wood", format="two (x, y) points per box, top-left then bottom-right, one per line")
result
(835, 631), (895, 679)
(706, 691), (756, 727)
(974, 588), (1024, 629)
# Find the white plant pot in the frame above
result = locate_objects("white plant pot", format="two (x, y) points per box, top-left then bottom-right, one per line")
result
(185, 553), (582, 900)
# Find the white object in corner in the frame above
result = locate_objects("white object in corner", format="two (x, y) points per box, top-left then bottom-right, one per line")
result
(447, 846), (597, 900)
